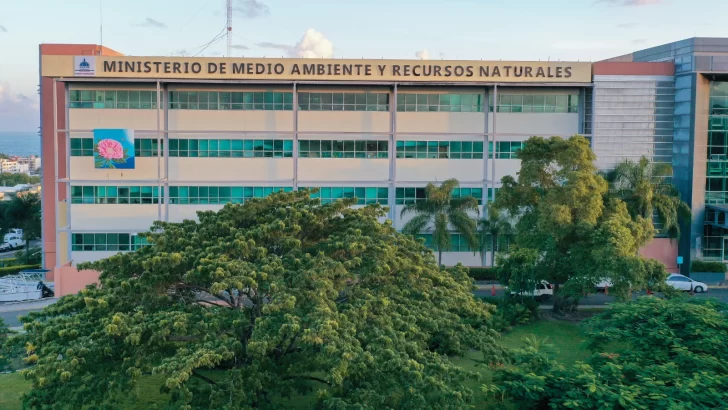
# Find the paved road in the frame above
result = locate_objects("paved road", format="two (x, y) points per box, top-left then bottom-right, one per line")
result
(0, 240), (41, 259)
(1, 309), (35, 327)
(472, 287), (728, 305)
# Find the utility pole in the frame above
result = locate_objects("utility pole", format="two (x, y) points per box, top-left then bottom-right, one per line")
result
(226, 0), (232, 57)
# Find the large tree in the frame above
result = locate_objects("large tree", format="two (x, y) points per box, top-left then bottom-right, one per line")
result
(488, 297), (728, 409)
(1, 192), (41, 257)
(494, 136), (657, 304)
(606, 156), (691, 239)
(15, 191), (501, 409)
(401, 178), (479, 265)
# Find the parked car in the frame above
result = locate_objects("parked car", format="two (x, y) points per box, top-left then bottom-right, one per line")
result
(509, 280), (554, 301)
(0, 242), (11, 252)
(666, 274), (708, 293)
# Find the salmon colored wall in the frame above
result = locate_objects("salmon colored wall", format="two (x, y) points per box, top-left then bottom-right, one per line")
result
(53, 266), (101, 296)
(640, 238), (679, 273)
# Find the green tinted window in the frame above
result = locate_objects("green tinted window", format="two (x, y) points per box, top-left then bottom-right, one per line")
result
(489, 93), (579, 113)
(396, 93), (484, 112)
(415, 233), (474, 252)
(299, 140), (388, 158)
(298, 92), (389, 111)
(301, 186), (388, 205)
(69, 90), (157, 109)
(168, 91), (293, 110)
(395, 140), (483, 159)
(71, 233), (150, 251)
(488, 141), (524, 159)
(71, 186), (161, 204)
(168, 139), (292, 158)
(168, 186), (292, 204)
(395, 187), (482, 205)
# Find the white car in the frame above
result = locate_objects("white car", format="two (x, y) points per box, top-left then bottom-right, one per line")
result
(509, 280), (554, 301)
(666, 274), (708, 293)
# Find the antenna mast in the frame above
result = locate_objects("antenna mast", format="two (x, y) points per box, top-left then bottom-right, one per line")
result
(226, 0), (232, 57)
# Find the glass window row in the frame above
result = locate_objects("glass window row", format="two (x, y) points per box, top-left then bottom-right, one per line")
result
(489, 141), (524, 159)
(415, 232), (510, 252)
(168, 139), (293, 158)
(168, 186), (293, 204)
(396, 141), (484, 159)
(395, 187), (487, 205)
(396, 93), (485, 112)
(168, 91), (293, 110)
(489, 94), (579, 113)
(71, 233), (149, 251)
(299, 140), (388, 158)
(71, 186), (161, 204)
(298, 92), (389, 112)
(69, 90), (158, 109)
(302, 187), (389, 205)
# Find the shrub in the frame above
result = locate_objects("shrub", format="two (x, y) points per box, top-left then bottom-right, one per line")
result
(0, 264), (41, 278)
(0, 257), (17, 268)
(690, 260), (727, 273)
(480, 295), (540, 332)
(468, 267), (498, 281)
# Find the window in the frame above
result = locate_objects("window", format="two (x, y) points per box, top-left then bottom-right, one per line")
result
(302, 187), (389, 205)
(489, 141), (524, 159)
(396, 187), (483, 205)
(396, 93), (485, 112)
(299, 140), (388, 158)
(69, 90), (157, 109)
(71, 186), (161, 204)
(395, 141), (484, 159)
(168, 186), (292, 204)
(489, 93), (578, 113)
(487, 187), (499, 203)
(71, 233), (150, 251)
(168, 91), (293, 110)
(298, 92), (389, 111)
(70, 138), (161, 157)
(416, 233), (474, 252)
(168, 139), (293, 158)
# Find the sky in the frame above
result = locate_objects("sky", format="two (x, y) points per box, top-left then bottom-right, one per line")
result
(0, 0), (726, 131)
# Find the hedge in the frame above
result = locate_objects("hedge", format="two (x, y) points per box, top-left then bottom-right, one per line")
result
(690, 260), (727, 273)
(0, 264), (42, 278)
(467, 267), (498, 281)
(0, 258), (17, 268)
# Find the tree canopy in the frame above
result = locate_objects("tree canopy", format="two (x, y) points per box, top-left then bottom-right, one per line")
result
(0, 172), (40, 187)
(488, 297), (728, 409)
(15, 190), (501, 409)
(0, 192), (41, 255)
(494, 136), (662, 302)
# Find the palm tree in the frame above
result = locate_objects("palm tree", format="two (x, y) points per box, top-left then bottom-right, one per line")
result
(606, 156), (691, 239)
(401, 179), (479, 265)
(477, 205), (514, 267)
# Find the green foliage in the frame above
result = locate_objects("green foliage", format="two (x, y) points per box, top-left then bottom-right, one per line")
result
(606, 156), (692, 239)
(401, 178), (480, 265)
(0, 173), (40, 187)
(0, 264), (41, 277)
(13, 191), (503, 409)
(690, 260), (727, 273)
(494, 136), (658, 306)
(0, 257), (17, 267)
(496, 247), (539, 296)
(0, 193), (41, 259)
(477, 205), (513, 267)
(487, 297), (728, 409)
(14, 246), (41, 265)
(479, 296), (540, 332)
(467, 267), (498, 281)
(0, 317), (14, 372)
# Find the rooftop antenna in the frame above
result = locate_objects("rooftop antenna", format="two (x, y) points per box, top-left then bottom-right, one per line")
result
(226, 0), (232, 57)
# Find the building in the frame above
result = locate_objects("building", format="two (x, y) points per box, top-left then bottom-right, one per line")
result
(17, 156), (42, 174)
(39, 40), (711, 295)
(0, 184), (41, 201)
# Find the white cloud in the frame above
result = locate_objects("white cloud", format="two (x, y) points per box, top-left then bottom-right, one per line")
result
(234, 0), (270, 18)
(415, 49), (430, 60)
(132, 18), (167, 29)
(290, 29), (333, 58)
(0, 83), (38, 131)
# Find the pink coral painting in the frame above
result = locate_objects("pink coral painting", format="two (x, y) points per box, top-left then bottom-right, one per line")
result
(93, 129), (135, 169)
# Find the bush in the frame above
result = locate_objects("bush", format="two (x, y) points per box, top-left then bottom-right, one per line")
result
(468, 267), (498, 281)
(481, 295), (540, 332)
(0, 264), (41, 277)
(0, 257), (17, 268)
(690, 260), (727, 273)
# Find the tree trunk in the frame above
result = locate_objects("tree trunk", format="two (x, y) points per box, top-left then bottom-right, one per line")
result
(490, 234), (497, 267)
(438, 248), (443, 266)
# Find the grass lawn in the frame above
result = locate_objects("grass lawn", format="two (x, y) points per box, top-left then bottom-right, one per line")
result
(0, 320), (588, 409)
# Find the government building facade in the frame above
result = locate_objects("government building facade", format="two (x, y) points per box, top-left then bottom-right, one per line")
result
(39, 38), (728, 295)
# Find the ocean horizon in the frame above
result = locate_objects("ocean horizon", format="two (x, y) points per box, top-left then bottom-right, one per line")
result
(0, 131), (41, 157)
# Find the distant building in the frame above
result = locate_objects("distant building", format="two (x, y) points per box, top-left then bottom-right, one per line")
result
(0, 184), (41, 200)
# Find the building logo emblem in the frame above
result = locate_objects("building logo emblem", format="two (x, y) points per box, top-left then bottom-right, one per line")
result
(74, 56), (96, 76)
